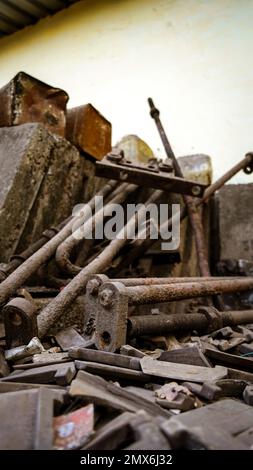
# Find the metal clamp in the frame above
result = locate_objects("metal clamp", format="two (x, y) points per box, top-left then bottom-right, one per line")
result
(197, 306), (223, 333)
(3, 297), (38, 348)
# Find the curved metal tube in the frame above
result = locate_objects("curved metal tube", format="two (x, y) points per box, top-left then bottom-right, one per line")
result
(55, 183), (136, 276)
(38, 190), (163, 337)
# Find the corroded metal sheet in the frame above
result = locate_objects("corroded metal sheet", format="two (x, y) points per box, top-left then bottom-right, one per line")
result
(0, 72), (68, 136)
(66, 104), (111, 160)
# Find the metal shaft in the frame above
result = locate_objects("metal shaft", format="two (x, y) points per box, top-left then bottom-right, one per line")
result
(128, 309), (253, 337)
(124, 278), (253, 305)
(200, 153), (253, 204)
(115, 276), (241, 286)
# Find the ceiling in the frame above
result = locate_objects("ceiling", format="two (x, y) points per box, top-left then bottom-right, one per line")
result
(0, 0), (80, 38)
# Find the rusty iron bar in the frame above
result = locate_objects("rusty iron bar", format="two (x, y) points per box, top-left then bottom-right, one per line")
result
(113, 152), (253, 272)
(127, 309), (253, 337)
(114, 276), (242, 286)
(37, 190), (164, 337)
(55, 182), (137, 276)
(148, 97), (210, 277)
(200, 152), (253, 204)
(0, 181), (130, 282)
(0, 180), (118, 306)
(123, 278), (253, 305)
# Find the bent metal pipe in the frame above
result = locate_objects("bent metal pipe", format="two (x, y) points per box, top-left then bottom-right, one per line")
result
(55, 182), (137, 276)
(0, 180), (118, 305)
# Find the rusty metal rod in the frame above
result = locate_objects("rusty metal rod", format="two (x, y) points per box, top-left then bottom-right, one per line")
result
(114, 276), (242, 286)
(55, 182), (137, 276)
(127, 309), (253, 337)
(123, 278), (253, 305)
(37, 190), (164, 337)
(0, 181), (118, 306)
(148, 97), (210, 277)
(0, 179), (124, 282)
(200, 152), (253, 204)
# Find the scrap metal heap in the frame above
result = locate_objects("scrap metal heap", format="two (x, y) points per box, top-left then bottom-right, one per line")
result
(0, 72), (253, 450)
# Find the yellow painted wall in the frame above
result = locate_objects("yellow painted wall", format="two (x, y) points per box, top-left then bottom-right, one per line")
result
(0, 0), (252, 182)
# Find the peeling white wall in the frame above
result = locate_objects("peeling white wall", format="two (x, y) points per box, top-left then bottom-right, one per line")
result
(0, 0), (252, 182)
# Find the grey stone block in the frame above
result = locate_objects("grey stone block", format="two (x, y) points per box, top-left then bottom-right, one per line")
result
(0, 123), (86, 261)
(216, 183), (253, 262)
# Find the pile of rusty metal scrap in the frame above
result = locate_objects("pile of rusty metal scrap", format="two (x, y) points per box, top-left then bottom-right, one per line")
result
(0, 72), (253, 450)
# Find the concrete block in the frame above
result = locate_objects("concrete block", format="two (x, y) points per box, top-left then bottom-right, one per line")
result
(0, 123), (86, 261)
(216, 184), (253, 261)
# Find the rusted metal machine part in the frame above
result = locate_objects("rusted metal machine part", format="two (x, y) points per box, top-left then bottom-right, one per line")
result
(0, 217), (72, 282)
(0, 72), (68, 137)
(127, 309), (253, 338)
(3, 292), (88, 346)
(124, 278), (253, 305)
(3, 298), (38, 348)
(94, 279), (253, 351)
(66, 104), (112, 160)
(96, 149), (207, 197)
(0, 388), (66, 450)
(0, 181), (117, 306)
(148, 97), (210, 277)
(114, 276), (241, 286)
(37, 190), (163, 338)
(84, 274), (244, 343)
(114, 153), (253, 272)
(55, 182), (137, 276)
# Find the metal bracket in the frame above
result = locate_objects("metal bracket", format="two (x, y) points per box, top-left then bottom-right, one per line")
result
(3, 297), (38, 348)
(96, 149), (207, 197)
(95, 281), (129, 352)
(197, 306), (223, 333)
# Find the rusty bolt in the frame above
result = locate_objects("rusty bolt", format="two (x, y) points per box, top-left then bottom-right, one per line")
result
(191, 185), (202, 196)
(148, 97), (160, 119)
(99, 288), (114, 307)
(158, 159), (173, 173)
(106, 148), (124, 163)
